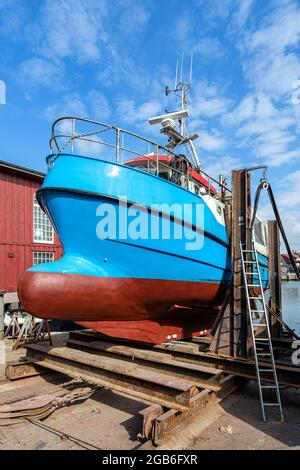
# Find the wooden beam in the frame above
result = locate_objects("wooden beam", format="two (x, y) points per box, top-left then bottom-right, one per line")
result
(268, 220), (282, 338)
(210, 170), (252, 358)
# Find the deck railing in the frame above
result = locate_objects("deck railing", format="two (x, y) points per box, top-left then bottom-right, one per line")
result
(49, 116), (231, 200)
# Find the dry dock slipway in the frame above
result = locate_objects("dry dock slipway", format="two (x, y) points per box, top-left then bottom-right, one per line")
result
(1, 167), (300, 450)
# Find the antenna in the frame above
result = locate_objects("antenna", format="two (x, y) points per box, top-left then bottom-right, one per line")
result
(174, 59), (178, 89)
(189, 53), (193, 85)
(180, 52), (184, 83)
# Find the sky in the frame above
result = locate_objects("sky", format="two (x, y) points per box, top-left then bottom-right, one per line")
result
(0, 0), (300, 247)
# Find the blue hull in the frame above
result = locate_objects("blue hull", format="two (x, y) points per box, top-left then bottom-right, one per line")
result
(34, 153), (232, 284)
(18, 153), (268, 342)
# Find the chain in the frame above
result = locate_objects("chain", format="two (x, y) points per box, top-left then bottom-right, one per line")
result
(58, 124), (114, 153)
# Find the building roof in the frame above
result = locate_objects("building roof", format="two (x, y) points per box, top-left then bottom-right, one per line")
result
(281, 253), (300, 264)
(0, 159), (45, 182)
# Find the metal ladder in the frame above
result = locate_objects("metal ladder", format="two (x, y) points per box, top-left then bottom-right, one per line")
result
(240, 241), (284, 422)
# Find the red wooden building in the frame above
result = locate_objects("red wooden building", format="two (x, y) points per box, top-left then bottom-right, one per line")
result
(0, 160), (63, 293)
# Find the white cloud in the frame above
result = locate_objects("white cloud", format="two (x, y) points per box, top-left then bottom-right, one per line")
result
(18, 57), (63, 88)
(276, 170), (300, 207)
(87, 91), (111, 121)
(43, 90), (111, 122)
(197, 130), (227, 152)
(248, 2), (300, 53)
(117, 98), (161, 126)
(230, 0), (255, 30)
(222, 85), (300, 166)
(43, 93), (87, 122)
(175, 12), (192, 43)
(193, 37), (224, 59)
(199, 0), (233, 24)
(242, 1), (300, 98)
(30, 0), (108, 63)
(259, 170), (300, 248)
(0, 0), (26, 40)
(190, 81), (232, 118)
(203, 155), (242, 180)
(223, 93), (277, 126)
(118, 2), (151, 34)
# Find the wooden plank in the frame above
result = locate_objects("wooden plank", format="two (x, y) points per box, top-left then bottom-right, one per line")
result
(67, 338), (220, 375)
(67, 338), (223, 392)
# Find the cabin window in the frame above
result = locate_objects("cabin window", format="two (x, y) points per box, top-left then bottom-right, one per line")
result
(159, 171), (169, 180)
(33, 251), (54, 265)
(33, 194), (54, 244)
(254, 218), (265, 246)
(130, 163), (156, 175)
(194, 184), (200, 196)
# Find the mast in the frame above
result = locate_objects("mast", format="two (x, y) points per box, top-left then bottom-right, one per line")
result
(149, 54), (200, 167)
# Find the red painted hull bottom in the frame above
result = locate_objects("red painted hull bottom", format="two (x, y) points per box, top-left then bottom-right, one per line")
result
(77, 313), (216, 344)
(18, 271), (228, 343)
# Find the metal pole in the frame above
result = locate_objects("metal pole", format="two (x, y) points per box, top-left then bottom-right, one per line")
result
(155, 145), (159, 176)
(71, 118), (76, 153)
(116, 128), (120, 162)
(0, 292), (4, 341)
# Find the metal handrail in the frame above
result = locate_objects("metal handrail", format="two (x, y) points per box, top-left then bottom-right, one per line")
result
(49, 116), (231, 199)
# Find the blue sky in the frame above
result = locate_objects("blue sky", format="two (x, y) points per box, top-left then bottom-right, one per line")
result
(0, 0), (300, 247)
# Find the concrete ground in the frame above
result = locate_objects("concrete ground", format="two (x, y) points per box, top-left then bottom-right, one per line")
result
(0, 339), (147, 450)
(189, 381), (300, 450)
(1, 339), (299, 450)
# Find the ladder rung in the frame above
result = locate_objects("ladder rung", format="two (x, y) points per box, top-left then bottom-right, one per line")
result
(249, 296), (262, 299)
(244, 261), (256, 263)
(247, 284), (260, 287)
(251, 310), (264, 313)
(255, 338), (269, 341)
(257, 353), (272, 356)
(263, 403), (281, 407)
(258, 369), (274, 372)
(253, 323), (267, 327)
(261, 386), (277, 389)
(242, 250), (255, 253)
(245, 272), (257, 275)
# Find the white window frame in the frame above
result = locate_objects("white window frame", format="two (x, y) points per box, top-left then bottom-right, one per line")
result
(33, 251), (55, 266)
(33, 194), (54, 244)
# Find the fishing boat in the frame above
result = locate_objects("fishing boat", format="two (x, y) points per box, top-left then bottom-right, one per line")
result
(18, 77), (268, 343)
